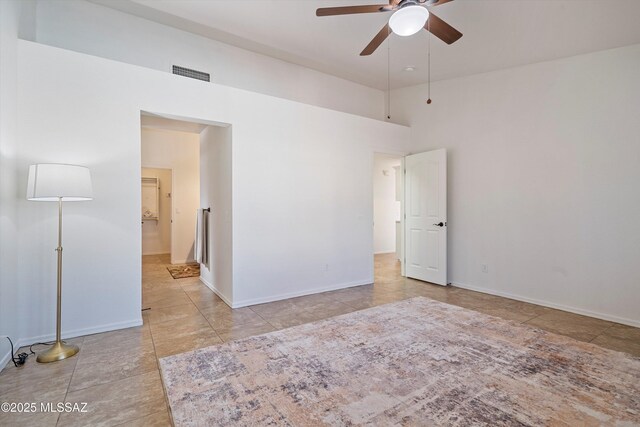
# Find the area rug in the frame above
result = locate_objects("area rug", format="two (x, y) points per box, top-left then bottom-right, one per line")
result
(166, 263), (200, 279)
(159, 297), (640, 426)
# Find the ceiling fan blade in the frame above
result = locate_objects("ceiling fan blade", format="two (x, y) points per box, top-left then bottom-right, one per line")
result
(425, 12), (463, 44)
(360, 24), (390, 56)
(316, 5), (388, 16)
(426, 0), (454, 6)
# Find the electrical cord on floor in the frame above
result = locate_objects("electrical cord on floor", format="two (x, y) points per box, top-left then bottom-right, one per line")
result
(28, 341), (57, 355)
(4, 337), (29, 367)
(2, 337), (69, 367)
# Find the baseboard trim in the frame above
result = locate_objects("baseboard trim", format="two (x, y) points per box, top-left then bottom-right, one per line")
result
(141, 251), (170, 256)
(231, 279), (373, 309)
(199, 276), (233, 308)
(18, 318), (144, 347)
(374, 250), (396, 255)
(451, 281), (640, 328)
(0, 318), (143, 372)
(0, 349), (11, 373)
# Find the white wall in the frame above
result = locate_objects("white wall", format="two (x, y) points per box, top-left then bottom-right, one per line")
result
(15, 41), (410, 343)
(141, 167), (172, 256)
(0, 0), (21, 368)
(34, 0), (385, 120)
(199, 125), (233, 305)
(141, 128), (200, 264)
(373, 153), (401, 254)
(390, 44), (640, 327)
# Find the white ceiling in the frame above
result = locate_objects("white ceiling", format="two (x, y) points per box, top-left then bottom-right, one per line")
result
(95, 0), (640, 90)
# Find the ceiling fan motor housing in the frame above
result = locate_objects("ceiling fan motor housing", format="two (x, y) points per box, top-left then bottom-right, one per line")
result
(398, 0), (423, 8)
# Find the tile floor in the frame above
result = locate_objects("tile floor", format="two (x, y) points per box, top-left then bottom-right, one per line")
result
(1, 253), (638, 426)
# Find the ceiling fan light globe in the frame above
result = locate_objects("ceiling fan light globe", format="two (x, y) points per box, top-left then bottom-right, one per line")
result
(389, 5), (429, 37)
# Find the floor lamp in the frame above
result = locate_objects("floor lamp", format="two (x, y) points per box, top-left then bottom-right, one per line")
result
(27, 163), (93, 363)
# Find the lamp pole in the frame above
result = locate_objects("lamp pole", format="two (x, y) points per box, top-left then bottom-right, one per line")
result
(36, 197), (80, 363)
(55, 197), (63, 344)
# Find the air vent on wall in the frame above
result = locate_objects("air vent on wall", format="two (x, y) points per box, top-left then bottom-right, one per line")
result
(172, 65), (210, 82)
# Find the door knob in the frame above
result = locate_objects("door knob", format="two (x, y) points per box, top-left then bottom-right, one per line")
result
(433, 222), (445, 227)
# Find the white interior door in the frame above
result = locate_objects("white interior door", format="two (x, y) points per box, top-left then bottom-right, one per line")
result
(404, 149), (447, 285)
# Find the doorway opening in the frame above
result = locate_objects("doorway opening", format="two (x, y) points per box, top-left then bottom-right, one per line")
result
(373, 152), (404, 278)
(373, 149), (448, 286)
(139, 112), (233, 313)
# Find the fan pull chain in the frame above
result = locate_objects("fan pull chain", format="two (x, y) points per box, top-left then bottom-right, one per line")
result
(427, 19), (432, 105)
(387, 27), (391, 120)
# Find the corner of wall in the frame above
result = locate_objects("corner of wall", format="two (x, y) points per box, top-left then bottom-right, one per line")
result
(199, 275), (233, 308)
(0, 0), (22, 373)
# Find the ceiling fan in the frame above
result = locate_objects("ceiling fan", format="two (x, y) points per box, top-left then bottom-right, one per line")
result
(316, 0), (462, 56)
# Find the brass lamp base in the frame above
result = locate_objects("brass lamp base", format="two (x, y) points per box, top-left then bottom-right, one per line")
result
(36, 341), (79, 363)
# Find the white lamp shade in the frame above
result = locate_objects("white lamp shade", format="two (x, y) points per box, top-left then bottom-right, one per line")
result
(27, 164), (93, 201)
(389, 5), (429, 37)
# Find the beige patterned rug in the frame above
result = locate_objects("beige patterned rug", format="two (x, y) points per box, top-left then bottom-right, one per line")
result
(166, 263), (200, 279)
(160, 297), (640, 426)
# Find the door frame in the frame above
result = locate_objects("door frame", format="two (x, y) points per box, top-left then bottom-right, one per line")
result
(140, 164), (175, 263)
(372, 149), (407, 278)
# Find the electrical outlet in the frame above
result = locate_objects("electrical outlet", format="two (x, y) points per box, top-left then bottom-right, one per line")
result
(481, 264), (489, 273)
